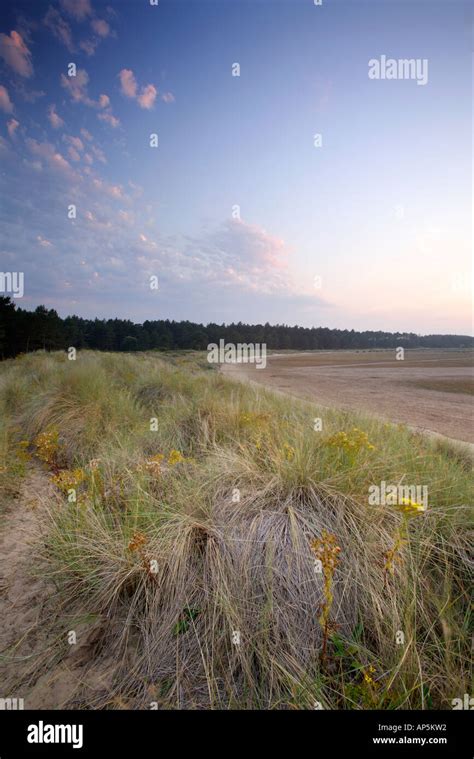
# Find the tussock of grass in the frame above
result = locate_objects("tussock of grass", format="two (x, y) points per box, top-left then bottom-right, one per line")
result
(0, 350), (472, 709)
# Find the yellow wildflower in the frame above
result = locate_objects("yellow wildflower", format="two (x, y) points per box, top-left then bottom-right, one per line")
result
(51, 468), (85, 494)
(310, 531), (341, 666)
(168, 450), (185, 465)
(283, 443), (295, 461)
(326, 427), (375, 454)
(35, 428), (60, 467)
(395, 497), (427, 515)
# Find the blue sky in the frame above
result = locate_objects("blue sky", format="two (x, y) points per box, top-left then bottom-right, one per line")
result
(0, 0), (472, 333)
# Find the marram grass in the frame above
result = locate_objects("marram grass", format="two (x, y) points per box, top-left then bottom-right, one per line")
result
(0, 350), (471, 709)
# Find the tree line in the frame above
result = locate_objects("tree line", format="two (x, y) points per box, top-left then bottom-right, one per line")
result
(0, 297), (472, 359)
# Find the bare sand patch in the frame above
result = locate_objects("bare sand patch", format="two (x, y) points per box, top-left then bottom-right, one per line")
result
(221, 350), (474, 444)
(0, 466), (115, 708)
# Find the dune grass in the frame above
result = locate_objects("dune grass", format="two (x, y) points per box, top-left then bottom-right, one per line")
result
(0, 350), (472, 709)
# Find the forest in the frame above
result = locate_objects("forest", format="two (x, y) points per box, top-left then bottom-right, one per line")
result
(0, 296), (472, 359)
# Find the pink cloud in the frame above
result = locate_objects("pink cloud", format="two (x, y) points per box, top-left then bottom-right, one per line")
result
(37, 235), (53, 248)
(98, 111), (120, 128)
(119, 68), (137, 99)
(119, 209), (134, 224)
(0, 31), (33, 78)
(44, 7), (74, 52)
(79, 16), (114, 57)
(61, 69), (116, 121)
(61, 68), (118, 127)
(63, 134), (84, 152)
(79, 38), (99, 56)
(119, 69), (158, 110)
(80, 128), (93, 141)
(16, 84), (45, 103)
(0, 85), (13, 113)
(48, 104), (64, 129)
(26, 137), (75, 177)
(92, 177), (124, 199)
(186, 219), (294, 295)
(68, 146), (81, 161)
(91, 144), (106, 163)
(7, 118), (19, 137)
(61, 68), (95, 106)
(59, 0), (92, 21)
(137, 84), (157, 110)
(109, 184), (123, 199)
(91, 18), (110, 37)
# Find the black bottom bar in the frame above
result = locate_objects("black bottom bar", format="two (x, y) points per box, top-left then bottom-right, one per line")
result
(0, 709), (471, 757)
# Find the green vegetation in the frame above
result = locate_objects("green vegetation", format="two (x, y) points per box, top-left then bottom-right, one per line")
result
(1, 295), (472, 358)
(0, 350), (472, 709)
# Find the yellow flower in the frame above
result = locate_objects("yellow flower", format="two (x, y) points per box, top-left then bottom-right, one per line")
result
(168, 449), (185, 466)
(310, 531), (342, 667)
(395, 497), (427, 515)
(51, 468), (85, 493)
(35, 428), (60, 467)
(283, 443), (295, 461)
(363, 664), (378, 688)
(311, 531), (341, 574)
(326, 427), (375, 454)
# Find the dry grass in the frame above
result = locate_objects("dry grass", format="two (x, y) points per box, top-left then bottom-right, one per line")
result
(0, 350), (471, 709)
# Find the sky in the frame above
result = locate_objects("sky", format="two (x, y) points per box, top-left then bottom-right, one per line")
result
(0, 0), (472, 334)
